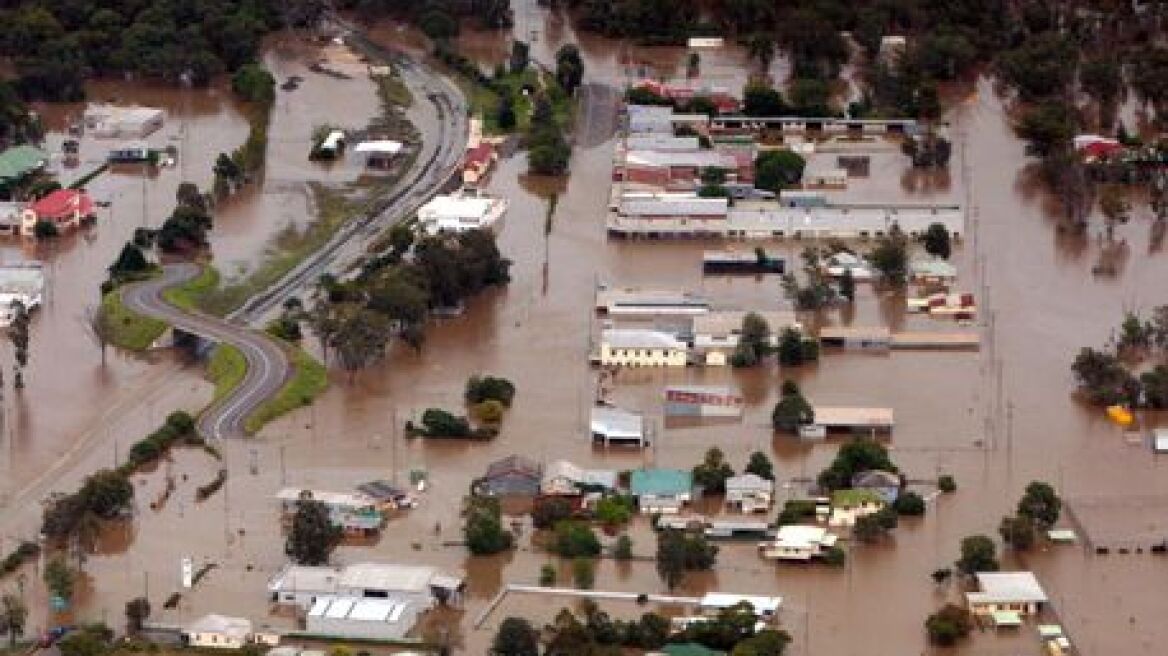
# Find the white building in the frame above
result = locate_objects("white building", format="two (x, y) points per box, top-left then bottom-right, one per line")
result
(305, 596), (420, 641)
(0, 203), (34, 237)
(84, 104), (165, 138)
(417, 193), (508, 234)
(966, 572), (1048, 617)
(594, 286), (710, 317)
(268, 563), (463, 611)
(724, 474), (774, 514)
(758, 525), (838, 561)
(276, 488), (383, 534)
(698, 593), (782, 620)
(541, 460), (618, 495)
(590, 406), (648, 447)
(598, 328), (688, 367)
(184, 614), (253, 649)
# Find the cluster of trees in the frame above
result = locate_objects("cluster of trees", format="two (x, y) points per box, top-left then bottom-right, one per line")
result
(335, 0), (511, 40)
(214, 62), (276, 194)
(1072, 305), (1168, 407)
(656, 528), (717, 590)
(754, 150), (806, 193)
(566, 0), (701, 43)
(0, 591), (27, 646)
(955, 534), (999, 575)
(0, 1), (283, 101)
(817, 439), (898, 492)
(465, 496), (513, 555)
(527, 92), (571, 175)
(867, 225), (909, 286)
(771, 380), (814, 432)
(692, 447), (774, 494)
(924, 603), (973, 646)
(729, 313), (817, 368)
(285, 498), (342, 565)
(1000, 481), (1061, 551)
(466, 374), (516, 425)
(157, 189), (214, 254)
(0, 81), (39, 149)
(742, 83), (834, 119)
(307, 228), (510, 380)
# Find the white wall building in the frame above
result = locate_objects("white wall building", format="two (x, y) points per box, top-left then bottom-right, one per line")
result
(758, 525), (838, 561)
(417, 193), (508, 234)
(184, 614), (253, 649)
(84, 104), (165, 138)
(725, 474), (774, 514)
(599, 328), (688, 367)
(966, 572), (1048, 616)
(267, 563), (463, 611)
(305, 596), (420, 641)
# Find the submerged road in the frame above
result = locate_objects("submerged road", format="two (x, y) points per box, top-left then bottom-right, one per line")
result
(121, 263), (290, 439)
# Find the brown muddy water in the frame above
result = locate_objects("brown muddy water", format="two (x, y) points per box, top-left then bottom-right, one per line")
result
(1, 14), (1168, 656)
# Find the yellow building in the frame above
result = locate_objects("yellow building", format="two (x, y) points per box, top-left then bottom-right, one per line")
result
(600, 328), (688, 367)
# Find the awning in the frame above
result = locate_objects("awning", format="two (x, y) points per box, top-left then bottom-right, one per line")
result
(354, 140), (403, 155)
(992, 610), (1022, 627)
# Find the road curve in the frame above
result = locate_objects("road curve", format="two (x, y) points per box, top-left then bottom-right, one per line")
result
(121, 263), (291, 439)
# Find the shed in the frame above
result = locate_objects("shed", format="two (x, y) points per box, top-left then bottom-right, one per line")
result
(478, 455), (543, 497)
(1153, 428), (1168, 453)
(590, 406), (647, 447)
(184, 614), (253, 649)
(0, 146), (48, 185)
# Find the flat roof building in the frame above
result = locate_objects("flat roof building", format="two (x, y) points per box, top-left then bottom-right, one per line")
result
(631, 469), (694, 514)
(417, 193), (508, 235)
(595, 286), (710, 317)
(306, 595), (420, 641)
(599, 328), (688, 367)
(758, 525), (838, 561)
(268, 563), (463, 610)
(84, 104), (165, 138)
(966, 572), (1048, 616)
(184, 614), (253, 650)
(590, 405), (648, 447)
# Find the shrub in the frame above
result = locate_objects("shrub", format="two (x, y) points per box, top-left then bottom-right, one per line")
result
(539, 564), (556, 586)
(466, 375), (517, 406)
(474, 399), (506, 425)
(572, 558), (595, 589)
(894, 491), (926, 516)
(822, 545), (846, 566)
(925, 603), (973, 646)
(938, 475), (957, 493)
(553, 521), (601, 558)
(421, 408), (471, 437)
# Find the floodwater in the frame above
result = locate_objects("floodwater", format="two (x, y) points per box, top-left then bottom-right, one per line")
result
(2, 11), (1168, 656)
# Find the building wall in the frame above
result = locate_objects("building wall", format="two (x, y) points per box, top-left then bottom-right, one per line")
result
(305, 607), (419, 641)
(599, 345), (687, 367)
(187, 632), (246, 649)
(968, 601), (1039, 616)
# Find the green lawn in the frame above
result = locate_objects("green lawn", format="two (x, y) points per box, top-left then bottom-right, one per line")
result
(207, 343), (246, 405)
(103, 289), (168, 351)
(162, 265), (220, 312)
(243, 344), (328, 435)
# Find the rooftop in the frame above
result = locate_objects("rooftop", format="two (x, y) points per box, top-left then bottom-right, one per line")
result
(544, 459), (618, 489)
(308, 596), (413, 624)
(186, 614), (252, 638)
(0, 146), (48, 182)
(691, 310), (800, 338)
(417, 194), (499, 219)
(353, 140), (402, 154)
(590, 405), (645, 439)
(811, 406), (895, 428)
(602, 328), (686, 350)
(625, 149), (737, 170)
(485, 455), (542, 481)
(631, 468), (693, 496)
(267, 564), (342, 593)
(275, 488), (376, 508)
(725, 473), (774, 493)
(773, 524), (837, 549)
(339, 563), (449, 594)
(968, 571), (1048, 604)
(30, 189), (94, 219)
(620, 194), (729, 217)
(698, 593), (782, 615)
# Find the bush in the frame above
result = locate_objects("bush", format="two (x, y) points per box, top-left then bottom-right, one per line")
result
(532, 497), (574, 530)
(33, 220), (59, 239)
(938, 475), (957, 493)
(421, 408), (472, 437)
(894, 491), (926, 516)
(925, 603), (973, 646)
(613, 535), (633, 560)
(166, 411), (195, 435)
(572, 558), (595, 589)
(823, 545), (846, 566)
(474, 399), (506, 425)
(539, 564), (556, 586)
(594, 495), (633, 526)
(553, 521), (601, 558)
(465, 375), (517, 406)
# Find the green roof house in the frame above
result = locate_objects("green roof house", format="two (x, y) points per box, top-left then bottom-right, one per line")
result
(658, 644), (724, 656)
(630, 468), (694, 515)
(0, 145), (48, 186)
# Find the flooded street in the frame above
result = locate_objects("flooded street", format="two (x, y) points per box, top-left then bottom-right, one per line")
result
(0, 10), (1166, 656)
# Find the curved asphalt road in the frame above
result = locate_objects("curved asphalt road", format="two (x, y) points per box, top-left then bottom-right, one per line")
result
(121, 263), (291, 439)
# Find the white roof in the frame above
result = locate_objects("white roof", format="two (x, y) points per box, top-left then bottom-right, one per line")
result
(699, 593), (782, 615)
(276, 488), (374, 508)
(602, 328), (686, 350)
(725, 473), (773, 493)
(544, 460), (618, 488)
(625, 149), (736, 170)
(774, 524), (833, 549)
(625, 135), (701, 151)
(418, 195), (498, 220)
(187, 614), (252, 638)
(590, 406), (645, 439)
(1154, 428), (1168, 452)
(339, 563), (440, 594)
(968, 572), (1048, 605)
(308, 596), (414, 624)
(268, 565), (342, 593)
(620, 195), (728, 217)
(353, 140), (403, 154)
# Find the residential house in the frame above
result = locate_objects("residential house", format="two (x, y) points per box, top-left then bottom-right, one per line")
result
(698, 593), (782, 620)
(598, 328), (688, 367)
(84, 104), (165, 138)
(0, 145), (48, 190)
(462, 143), (496, 185)
(630, 469), (694, 514)
(757, 525), (838, 561)
(910, 258), (957, 285)
(850, 470), (902, 503)
(267, 562), (464, 610)
(541, 460), (617, 496)
(0, 202), (34, 236)
(663, 385), (744, 418)
(305, 596), (421, 641)
(355, 480), (417, 510)
(829, 488), (887, 527)
(966, 572), (1048, 617)
(689, 310), (800, 366)
(26, 189), (95, 236)
(476, 455), (543, 497)
(724, 474), (774, 514)
(416, 192), (508, 234)
(276, 488), (383, 535)
(183, 614), (253, 649)
(590, 405), (648, 447)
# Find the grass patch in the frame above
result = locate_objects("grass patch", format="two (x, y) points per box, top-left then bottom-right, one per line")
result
(374, 71), (413, 108)
(244, 345), (328, 434)
(102, 289), (168, 351)
(162, 265), (220, 312)
(207, 344), (246, 405)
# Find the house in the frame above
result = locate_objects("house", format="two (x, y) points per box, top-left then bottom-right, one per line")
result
(965, 572), (1048, 617)
(690, 310), (800, 366)
(26, 189), (95, 236)
(0, 202), (34, 236)
(1154, 428), (1168, 454)
(594, 286), (710, 317)
(0, 146), (48, 189)
(462, 143), (496, 185)
(267, 563), (464, 610)
(107, 141), (152, 163)
(541, 460), (617, 496)
(910, 258), (957, 284)
(630, 469), (694, 514)
(803, 167), (847, 188)
(724, 474), (774, 514)
(757, 525), (838, 561)
(698, 593), (782, 620)
(353, 140), (403, 168)
(276, 488), (383, 535)
(850, 470), (902, 503)
(590, 405), (648, 447)
(183, 614), (253, 649)
(416, 192), (508, 234)
(598, 328), (688, 367)
(829, 488), (887, 527)
(305, 596), (421, 641)
(355, 480), (417, 510)
(476, 455), (542, 497)
(84, 104), (165, 138)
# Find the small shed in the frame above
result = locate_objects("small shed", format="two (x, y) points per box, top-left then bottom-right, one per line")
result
(1153, 428), (1168, 453)
(353, 140), (403, 168)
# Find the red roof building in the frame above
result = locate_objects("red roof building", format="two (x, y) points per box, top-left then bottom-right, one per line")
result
(462, 143), (496, 186)
(25, 189), (95, 236)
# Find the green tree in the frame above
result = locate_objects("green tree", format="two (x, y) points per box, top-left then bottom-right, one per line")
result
(955, 534), (999, 575)
(1017, 101), (1075, 156)
(656, 529), (688, 590)
(156, 205), (213, 253)
(997, 33), (1076, 100)
(1071, 347), (1139, 406)
(539, 564), (556, 586)
(554, 44), (585, 95)
(532, 496), (574, 530)
(894, 491), (926, 516)
(284, 498), (341, 565)
(922, 223), (952, 259)
(32, 220), (58, 240)
(745, 451), (774, 481)
(816, 440), (897, 491)
(572, 558), (595, 589)
(732, 312), (771, 367)
(465, 375), (517, 406)
(938, 475), (957, 493)
(465, 497), (513, 555)
(868, 226), (909, 286)
(999, 514), (1036, 551)
(772, 380), (814, 432)
(553, 521), (601, 558)
(924, 603), (973, 646)
(692, 447), (735, 494)
(231, 63), (275, 104)
(43, 555), (74, 602)
(754, 150), (806, 192)
(822, 545), (846, 567)
(474, 400), (505, 425)
(613, 534), (633, 560)
(743, 83), (785, 116)
(776, 327), (816, 366)
(1017, 481), (1060, 528)
(594, 496), (633, 526)
(57, 629), (110, 656)
(496, 96), (516, 130)
(0, 593), (26, 646)
(838, 268), (855, 303)
(79, 469), (133, 518)
(491, 617), (539, 656)
(731, 628), (791, 656)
